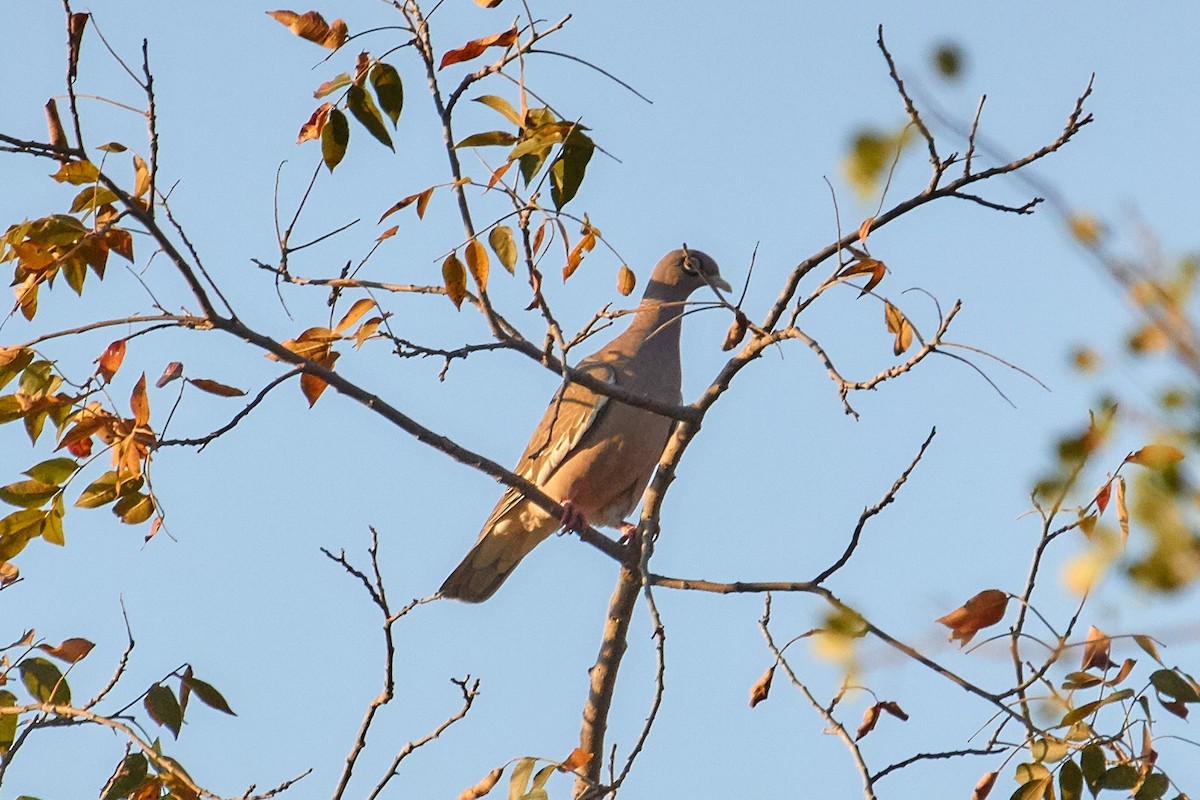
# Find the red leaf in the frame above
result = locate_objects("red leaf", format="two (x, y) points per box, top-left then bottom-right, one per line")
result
(97, 340), (126, 383)
(439, 27), (518, 70)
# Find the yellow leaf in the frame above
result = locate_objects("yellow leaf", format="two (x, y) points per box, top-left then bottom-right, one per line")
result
(1114, 475), (1128, 546)
(133, 154), (151, 199)
(354, 316), (383, 349)
(857, 217), (874, 247)
(335, 298), (376, 333)
(616, 264), (636, 296)
(883, 301), (913, 355)
(1125, 444), (1184, 468)
(300, 350), (340, 407)
(1067, 213), (1103, 245)
(465, 238), (489, 291)
(456, 767), (503, 800)
(488, 225), (517, 274)
(443, 252), (467, 310)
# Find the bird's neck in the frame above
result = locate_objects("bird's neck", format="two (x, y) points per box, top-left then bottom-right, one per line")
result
(615, 296), (686, 356)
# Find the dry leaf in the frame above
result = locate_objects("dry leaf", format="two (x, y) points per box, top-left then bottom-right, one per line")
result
(1094, 479), (1112, 515)
(335, 298), (376, 333)
(857, 217), (874, 247)
(189, 378), (247, 398)
(439, 27), (518, 70)
(456, 767), (503, 800)
(855, 704), (881, 740)
(558, 748), (592, 773)
(749, 665), (775, 707)
(616, 265), (636, 296)
(97, 340), (126, 383)
(133, 154), (151, 199)
(465, 238), (489, 291)
(130, 373), (150, 427)
(723, 311), (750, 352)
(0, 561), (19, 588)
(883, 301), (913, 355)
(300, 350), (340, 407)
(156, 361), (184, 388)
(486, 161), (512, 191)
(39, 637), (95, 663)
(935, 589), (1009, 646)
(1115, 476), (1129, 546)
(353, 317), (383, 349)
(377, 226), (398, 242)
(972, 771), (998, 800)
(297, 103), (333, 144)
(1125, 444), (1184, 468)
(45, 100), (68, 162)
(474, 0), (504, 6)
(563, 229), (596, 281)
(67, 13), (89, 81)
(266, 10), (348, 49)
(443, 252), (467, 310)
(1080, 626), (1117, 672)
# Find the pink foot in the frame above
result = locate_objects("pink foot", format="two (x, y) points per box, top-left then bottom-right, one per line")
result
(560, 501), (588, 534)
(618, 523), (637, 544)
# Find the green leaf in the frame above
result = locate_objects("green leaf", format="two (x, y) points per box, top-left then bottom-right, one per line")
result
(104, 753), (148, 800)
(0, 480), (59, 509)
(18, 657), (70, 705)
(508, 757), (535, 800)
(0, 509), (46, 559)
(530, 764), (555, 794)
(1098, 765), (1138, 791)
(64, 260), (87, 295)
(0, 690), (16, 753)
(76, 471), (121, 509)
(321, 108), (349, 172)
(488, 225), (517, 274)
(0, 349), (35, 391)
(40, 506), (64, 547)
(456, 130), (519, 148)
(314, 72), (352, 98)
(370, 63), (403, 125)
(24, 457), (78, 485)
(1059, 758), (1083, 800)
(550, 130), (594, 209)
(113, 492), (155, 525)
(69, 186), (120, 214)
(1079, 744), (1105, 796)
(473, 94), (522, 126)
(1150, 668), (1200, 702)
(508, 124), (572, 160)
(1060, 688), (1133, 726)
(346, 84), (394, 150)
(0, 396), (22, 425)
(1010, 776), (1052, 800)
(19, 361), (55, 396)
(180, 673), (236, 716)
(1134, 773), (1169, 800)
(145, 683), (183, 738)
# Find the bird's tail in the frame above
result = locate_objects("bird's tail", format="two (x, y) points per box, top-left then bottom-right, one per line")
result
(439, 508), (555, 602)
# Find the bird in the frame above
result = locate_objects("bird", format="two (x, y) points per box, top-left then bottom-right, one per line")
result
(438, 247), (731, 602)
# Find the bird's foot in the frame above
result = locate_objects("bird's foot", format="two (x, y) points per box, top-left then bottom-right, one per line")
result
(619, 523), (644, 567)
(559, 501), (589, 534)
(618, 523), (638, 545)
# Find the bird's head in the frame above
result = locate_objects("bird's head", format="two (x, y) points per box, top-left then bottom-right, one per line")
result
(644, 247), (731, 301)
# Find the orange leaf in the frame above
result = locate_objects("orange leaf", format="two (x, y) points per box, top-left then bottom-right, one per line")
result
(266, 10), (348, 49)
(67, 13), (89, 81)
(377, 225), (398, 242)
(465, 238), (489, 291)
(416, 186), (434, 219)
(884, 301), (913, 356)
(856, 704), (882, 740)
(1125, 444), (1184, 468)
(132, 154), (151, 199)
(439, 27), (518, 70)
(972, 771), (998, 800)
(156, 361), (184, 388)
(879, 700), (908, 720)
(857, 217), (874, 247)
(45, 100), (68, 161)
(335, 298), (376, 333)
(723, 311), (750, 352)
(1094, 479), (1112, 515)
(563, 230), (596, 282)
(531, 219), (547, 256)
(38, 637), (95, 663)
(97, 340), (126, 383)
(130, 373), (150, 427)
(485, 161), (512, 191)
(474, 0), (504, 6)
(456, 767), (503, 800)
(353, 316), (383, 349)
(300, 350), (339, 407)
(748, 665), (775, 707)
(189, 378), (247, 397)
(297, 102), (333, 144)
(379, 186), (435, 223)
(105, 227), (134, 262)
(66, 437), (92, 458)
(443, 252), (467, 310)
(935, 589), (1009, 646)
(558, 747), (592, 773)
(616, 264), (636, 296)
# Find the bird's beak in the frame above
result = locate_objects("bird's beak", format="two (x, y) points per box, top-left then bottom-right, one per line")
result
(711, 276), (733, 293)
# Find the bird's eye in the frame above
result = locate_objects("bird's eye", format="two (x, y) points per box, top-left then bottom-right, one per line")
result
(681, 257), (698, 276)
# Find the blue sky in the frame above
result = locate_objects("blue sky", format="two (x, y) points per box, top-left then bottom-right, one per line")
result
(2, 2), (1199, 798)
